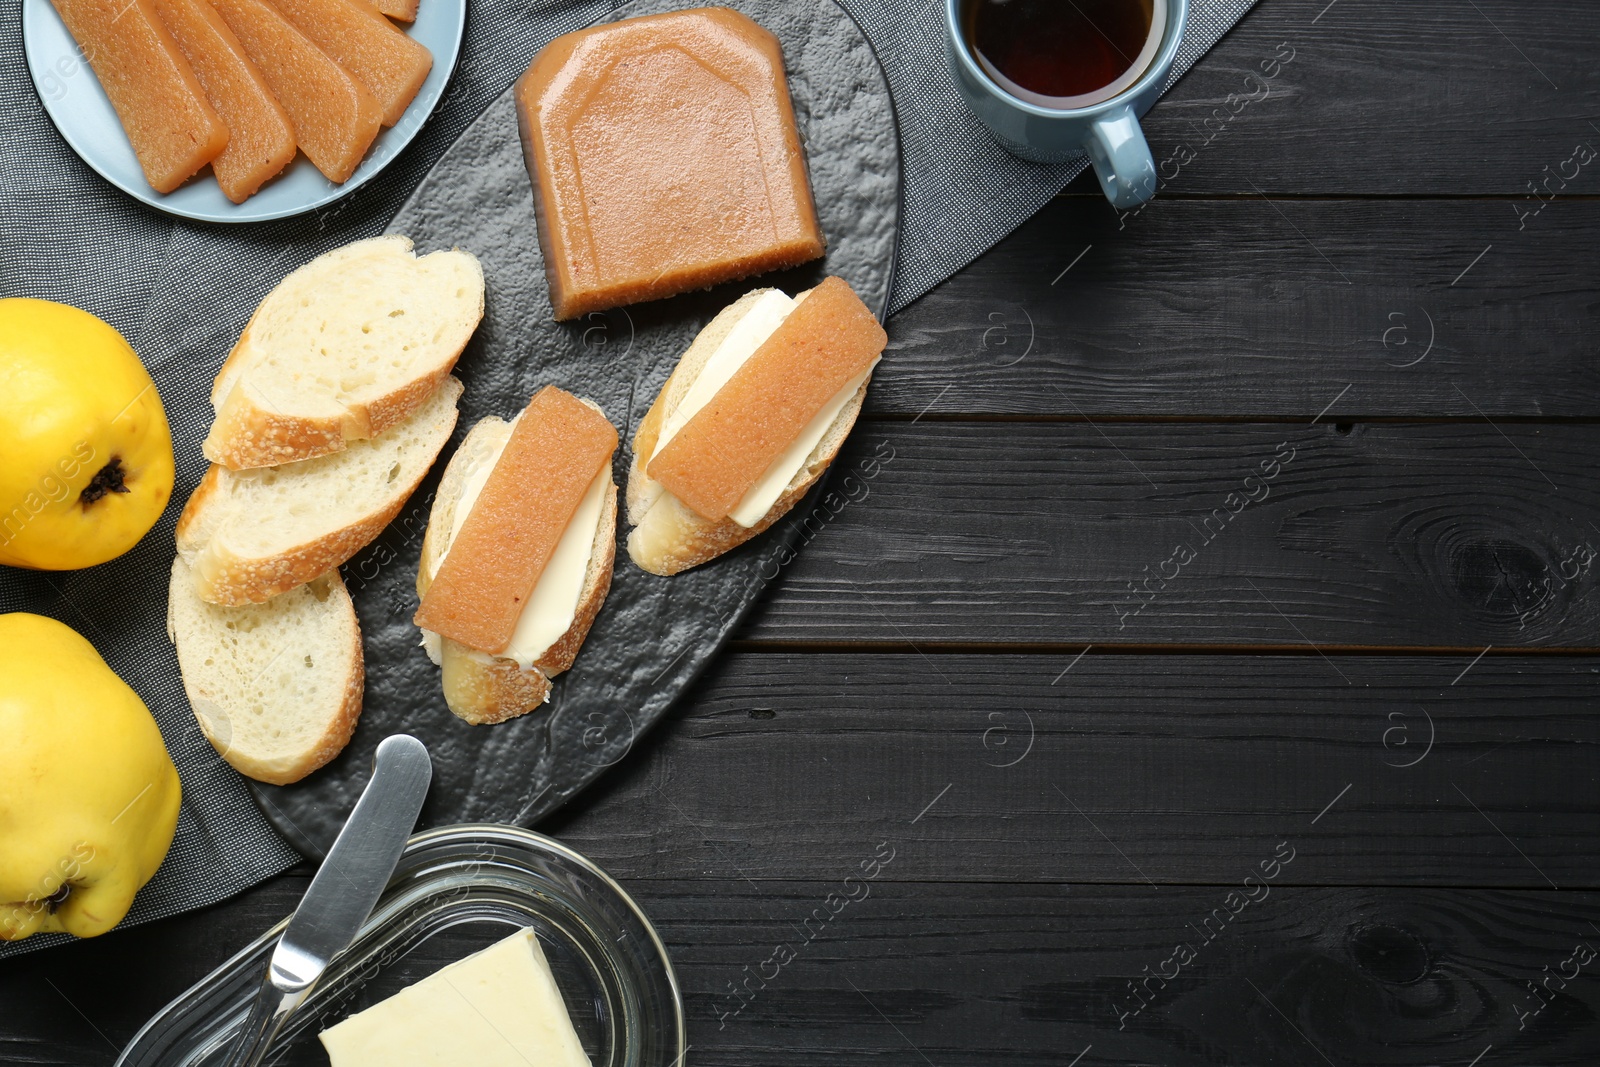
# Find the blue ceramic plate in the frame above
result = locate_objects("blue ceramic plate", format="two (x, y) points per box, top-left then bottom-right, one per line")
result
(20, 0), (465, 223)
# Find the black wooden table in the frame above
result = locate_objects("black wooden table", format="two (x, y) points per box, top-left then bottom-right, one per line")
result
(6, 1), (1599, 1063)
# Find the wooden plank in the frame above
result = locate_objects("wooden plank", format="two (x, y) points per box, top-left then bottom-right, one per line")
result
(653, 883), (1600, 1066)
(545, 652), (1600, 889)
(1143, 0), (1600, 196)
(878, 197), (1600, 417)
(733, 421), (1600, 647)
(7, 874), (1598, 1065)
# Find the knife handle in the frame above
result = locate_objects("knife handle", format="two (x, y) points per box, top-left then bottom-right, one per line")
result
(221, 972), (309, 1067)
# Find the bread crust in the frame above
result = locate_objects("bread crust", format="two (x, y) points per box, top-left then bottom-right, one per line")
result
(204, 363), (457, 470)
(202, 236), (484, 470)
(624, 286), (873, 575)
(179, 377), (461, 605)
(438, 648), (553, 726)
(204, 396), (351, 471)
(184, 476), (414, 604)
(167, 559), (364, 785)
(417, 410), (619, 725)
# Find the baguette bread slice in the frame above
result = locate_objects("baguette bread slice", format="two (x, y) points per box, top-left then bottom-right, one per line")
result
(625, 288), (871, 576)
(203, 235), (484, 469)
(178, 375), (462, 605)
(416, 411), (618, 725)
(167, 556), (363, 785)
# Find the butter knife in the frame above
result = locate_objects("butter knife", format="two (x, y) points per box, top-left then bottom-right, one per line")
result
(222, 734), (432, 1067)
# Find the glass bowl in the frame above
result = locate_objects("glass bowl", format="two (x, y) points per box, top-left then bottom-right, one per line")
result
(115, 825), (685, 1067)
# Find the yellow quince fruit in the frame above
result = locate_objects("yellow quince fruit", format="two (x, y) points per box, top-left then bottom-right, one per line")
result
(0, 613), (182, 940)
(0, 298), (175, 570)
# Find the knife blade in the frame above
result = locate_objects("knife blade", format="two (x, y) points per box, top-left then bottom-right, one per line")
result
(223, 734), (432, 1067)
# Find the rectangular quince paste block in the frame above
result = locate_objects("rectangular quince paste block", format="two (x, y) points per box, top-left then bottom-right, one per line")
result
(515, 6), (826, 321)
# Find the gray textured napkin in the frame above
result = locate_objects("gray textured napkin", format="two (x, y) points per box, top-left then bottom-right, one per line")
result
(0, 0), (1257, 959)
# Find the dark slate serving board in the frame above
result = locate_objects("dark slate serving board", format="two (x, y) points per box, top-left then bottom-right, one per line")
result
(251, 0), (900, 856)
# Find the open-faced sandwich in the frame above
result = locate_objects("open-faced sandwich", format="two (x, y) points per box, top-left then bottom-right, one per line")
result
(626, 275), (886, 576)
(414, 386), (619, 725)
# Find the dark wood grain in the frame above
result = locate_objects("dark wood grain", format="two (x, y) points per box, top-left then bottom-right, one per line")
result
(734, 421), (1600, 647)
(6, 1), (1599, 1063)
(876, 197), (1600, 417)
(541, 651), (1600, 888)
(1145, 0), (1600, 196)
(8, 873), (1599, 1066)
(654, 883), (1600, 1067)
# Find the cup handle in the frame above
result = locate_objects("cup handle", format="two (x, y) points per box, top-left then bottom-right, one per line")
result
(1084, 105), (1157, 209)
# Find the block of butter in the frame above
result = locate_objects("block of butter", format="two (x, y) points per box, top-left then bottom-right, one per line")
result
(319, 927), (592, 1067)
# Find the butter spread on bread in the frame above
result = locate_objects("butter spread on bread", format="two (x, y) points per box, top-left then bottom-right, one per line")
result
(414, 386), (617, 656)
(422, 427), (610, 669)
(646, 276), (884, 523)
(414, 389), (619, 725)
(626, 277), (884, 575)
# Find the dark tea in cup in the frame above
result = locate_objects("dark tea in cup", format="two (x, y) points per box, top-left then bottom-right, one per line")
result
(961, 0), (1168, 109)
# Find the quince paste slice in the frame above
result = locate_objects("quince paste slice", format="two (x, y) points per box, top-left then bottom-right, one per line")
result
(211, 0), (383, 184)
(152, 0), (296, 203)
(414, 386), (618, 656)
(48, 0), (228, 194)
(270, 0), (433, 127)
